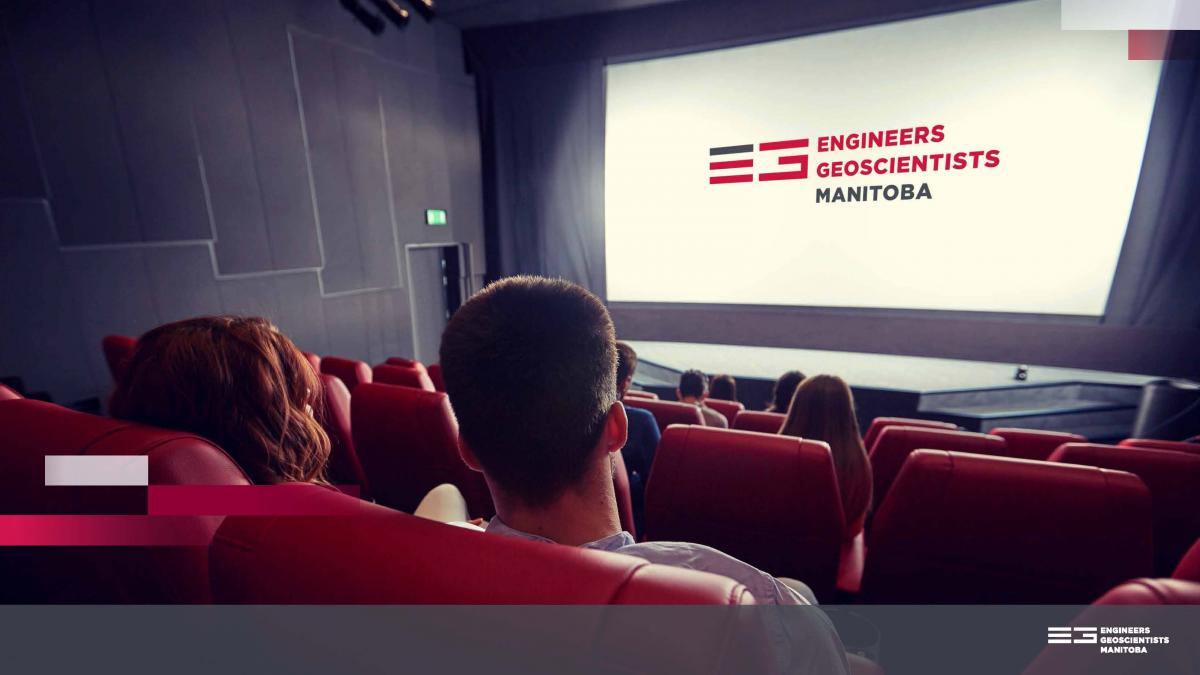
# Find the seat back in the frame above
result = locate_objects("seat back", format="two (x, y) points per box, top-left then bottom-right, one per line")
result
(623, 398), (704, 434)
(385, 357), (426, 374)
(0, 399), (250, 602)
(351, 383), (493, 517)
(101, 334), (137, 382)
(317, 374), (369, 495)
(644, 425), (844, 600)
(1119, 438), (1200, 456)
(989, 428), (1087, 461)
(1050, 442), (1200, 576)
(1173, 539), (1200, 581)
(870, 426), (1006, 507)
(210, 494), (754, 604)
(704, 399), (744, 426)
(426, 363), (445, 392)
(320, 356), (372, 392)
(862, 416), (958, 452)
(862, 450), (1152, 603)
(731, 410), (786, 434)
(0, 384), (22, 401)
(373, 364), (436, 391)
(624, 390), (658, 400)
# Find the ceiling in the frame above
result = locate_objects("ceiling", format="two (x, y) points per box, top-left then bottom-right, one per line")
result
(435, 0), (689, 29)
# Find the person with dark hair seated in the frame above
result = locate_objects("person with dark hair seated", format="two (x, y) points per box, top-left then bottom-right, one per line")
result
(615, 341), (660, 535)
(767, 369), (806, 413)
(780, 375), (873, 539)
(676, 369), (729, 428)
(709, 373), (738, 402)
(439, 277), (849, 641)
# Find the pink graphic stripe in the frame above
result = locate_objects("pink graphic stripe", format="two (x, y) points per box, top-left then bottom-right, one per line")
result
(759, 139), (809, 151)
(709, 159), (753, 170)
(710, 174), (753, 184)
(147, 485), (364, 516)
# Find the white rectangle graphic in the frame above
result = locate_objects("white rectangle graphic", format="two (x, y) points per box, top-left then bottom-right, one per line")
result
(1062, 0), (1200, 30)
(45, 456), (149, 486)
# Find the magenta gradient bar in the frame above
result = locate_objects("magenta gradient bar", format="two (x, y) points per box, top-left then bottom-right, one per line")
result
(147, 485), (364, 516)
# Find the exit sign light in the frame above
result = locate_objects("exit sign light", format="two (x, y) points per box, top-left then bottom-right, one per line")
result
(425, 209), (447, 226)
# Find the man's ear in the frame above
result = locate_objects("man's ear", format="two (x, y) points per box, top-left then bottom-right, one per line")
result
(604, 401), (629, 455)
(458, 434), (484, 472)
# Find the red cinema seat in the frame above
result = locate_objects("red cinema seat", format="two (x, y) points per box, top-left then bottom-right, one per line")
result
(1119, 438), (1200, 456)
(731, 410), (786, 434)
(352, 383), (493, 517)
(0, 384), (22, 401)
(644, 425), (844, 601)
(862, 416), (958, 452)
(101, 334), (137, 382)
(1173, 539), (1200, 581)
(320, 356), (371, 392)
(1024, 578), (1200, 675)
(861, 450), (1152, 603)
(870, 427), (1006, 508)
(0, 399), (250, 602)
(317, 374), (369, 495)
(623, 398), (704, 434)
(624, 390), (658, 400)
(1050, 442), (1200, 576)
(372, 363), (436, 391)
(210, 497), (754, 605)
(427, 363), (445, 392)
(989, 427), (1087, 461)
(705, 399), (744, 426)
(302, 352), (321, 374)
(385, 357), (426, 374)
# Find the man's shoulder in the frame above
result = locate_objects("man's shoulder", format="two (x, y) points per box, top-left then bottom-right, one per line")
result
(626, 406), (657, 425)
(609, 540), (803, 605)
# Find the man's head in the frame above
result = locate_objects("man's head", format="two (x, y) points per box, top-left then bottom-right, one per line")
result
(439, 276), (626, 507)
(677, 369), (708, 402)
(615, 341), (638, 399)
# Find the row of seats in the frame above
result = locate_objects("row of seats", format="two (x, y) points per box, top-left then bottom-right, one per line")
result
(0, 396), (746, 605)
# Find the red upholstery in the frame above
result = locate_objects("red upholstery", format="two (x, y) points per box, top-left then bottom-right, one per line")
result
(612, 450), (637, 540)
(704, 399), (744, 426)
(1024, 578), (1200, 674)
(384, 357), (426, 374)
(0, 399), (250, 602)
(1173, 539), (1200, 581)
(644, 425), (845, 601)
(870, 427), (1006, 508)
(351, 383), (493, 517)
(862, 416), (957, 453)
(624, 390), (658, 400)
(989, 427), (1087, 461)
(0, 384), (22, 401)
(320, 356), (372, 392)
(101, 334), (137, 382)
(862, 450), (1152, 603)
(426, 363), (445, 392)
(317, 374), (369, 495)
(372, 364), (436, 391)
(302, 352), (321, 373)
(731, 410), (786, 434)
(211, 493), (754, 604)
(1119, 438), (1200, 456)
(623, 398), (704, 434)
(1050, 442), (1200, 576)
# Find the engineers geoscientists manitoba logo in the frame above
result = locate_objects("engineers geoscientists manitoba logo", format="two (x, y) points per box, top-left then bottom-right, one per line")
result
(1047, 626), (1171, 655)
(707, 123), (1001, 204)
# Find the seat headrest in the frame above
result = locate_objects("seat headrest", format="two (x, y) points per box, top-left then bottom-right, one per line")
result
(317, 374), (367, 492)
(1174, 539), (1200, 581)
(426, 363), (445, 392)
(319, 356), (372, 392)
(101, 334), (137, 382)
(0, 384), (22, 401)
(384, 357), (426, 373)
(372, 364), (436, 391)
(862, 416), (958, 451)
(730, 410), (785, 434)
(623, 398), (705, 433)
(990, 427), (1087, 461)
(1119, 438), (1200, 456)
(870, 426), (1006, 506)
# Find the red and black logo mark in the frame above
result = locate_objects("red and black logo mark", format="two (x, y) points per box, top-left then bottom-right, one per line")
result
(709, 139), (809, 185)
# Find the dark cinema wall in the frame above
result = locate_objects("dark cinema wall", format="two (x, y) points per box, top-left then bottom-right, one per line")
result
(0, 0), (484, 405)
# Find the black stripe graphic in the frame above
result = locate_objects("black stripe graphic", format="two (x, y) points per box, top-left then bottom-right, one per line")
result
(709, 144), (754, 156)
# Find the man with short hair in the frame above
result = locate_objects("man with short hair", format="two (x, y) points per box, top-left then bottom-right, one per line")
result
(439, 275), (848, 673)
(677, 369), (729, 428)
(615, 341), (659, 535)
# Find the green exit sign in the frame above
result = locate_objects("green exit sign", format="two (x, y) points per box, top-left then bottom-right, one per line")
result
(425, 209), (447, 226)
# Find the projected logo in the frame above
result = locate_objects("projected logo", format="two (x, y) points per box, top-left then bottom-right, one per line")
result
(708, 139), (810, 184)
